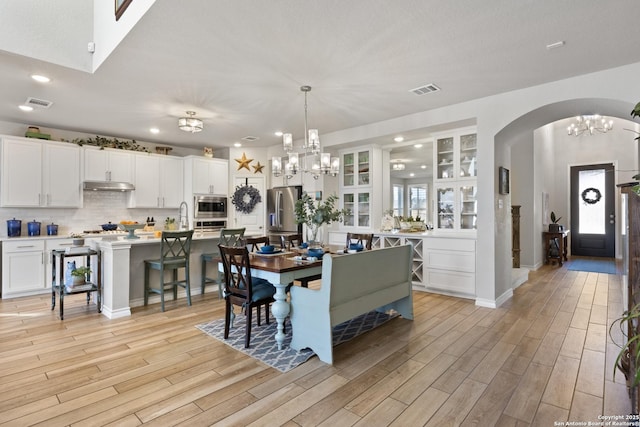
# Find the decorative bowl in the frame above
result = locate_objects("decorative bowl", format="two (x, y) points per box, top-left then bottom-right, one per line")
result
(118, 223), (145, 239)
(261, 245), (275, 253)
(307, 248), (324, 259)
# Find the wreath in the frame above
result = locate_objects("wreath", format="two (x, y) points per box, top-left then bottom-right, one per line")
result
(231, 185), (261, 214)
(581, 187), (602, 205)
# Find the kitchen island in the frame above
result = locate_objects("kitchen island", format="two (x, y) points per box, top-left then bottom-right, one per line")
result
(89, 232), (222, 318)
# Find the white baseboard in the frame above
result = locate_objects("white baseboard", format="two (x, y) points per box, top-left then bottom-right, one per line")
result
(475, 288), (513, 308)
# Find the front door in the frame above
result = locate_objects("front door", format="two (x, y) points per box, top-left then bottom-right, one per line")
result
(570, 163), (615, 257)
(231, 176), (265, 235)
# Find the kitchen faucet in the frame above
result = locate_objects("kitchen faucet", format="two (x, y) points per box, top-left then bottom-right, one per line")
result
(178, 201), (189, 230)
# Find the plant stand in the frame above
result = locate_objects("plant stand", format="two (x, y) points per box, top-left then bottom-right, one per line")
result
(51, 248), (101, 320)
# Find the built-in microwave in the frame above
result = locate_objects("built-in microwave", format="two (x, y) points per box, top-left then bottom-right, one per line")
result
(194, 195), (227, 219)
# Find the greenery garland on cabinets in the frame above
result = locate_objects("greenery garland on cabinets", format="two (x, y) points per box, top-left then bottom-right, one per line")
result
(63, 135), (150, 152)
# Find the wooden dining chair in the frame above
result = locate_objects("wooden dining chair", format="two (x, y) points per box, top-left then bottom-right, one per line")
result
(246, 236), (270, 252)
(280, 233), (303, 250)
(144, 230), (194, 312)
(218, 244), (276, 348)
(346, 232), (374, 250)
(201, 228), (245, 297)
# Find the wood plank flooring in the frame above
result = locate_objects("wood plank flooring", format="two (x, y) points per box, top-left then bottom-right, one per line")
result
(0, 260), (632, 426)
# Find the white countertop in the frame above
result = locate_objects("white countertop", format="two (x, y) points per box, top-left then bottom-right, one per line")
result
(374, 230), (477, 239)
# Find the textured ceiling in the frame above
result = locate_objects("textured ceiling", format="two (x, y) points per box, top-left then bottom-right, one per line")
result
(1, 0), (639, 153)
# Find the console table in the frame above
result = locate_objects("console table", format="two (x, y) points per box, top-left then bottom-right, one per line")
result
(543, 230), (570, 266)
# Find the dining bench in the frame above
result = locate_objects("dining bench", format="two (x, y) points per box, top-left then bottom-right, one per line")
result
(289, 244), (414, 364)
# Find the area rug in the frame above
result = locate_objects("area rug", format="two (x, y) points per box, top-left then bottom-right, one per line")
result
(567, 259), (617, 274)
(196, 311), (397, 372)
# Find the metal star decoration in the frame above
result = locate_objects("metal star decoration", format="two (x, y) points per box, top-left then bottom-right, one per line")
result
(235, 152), (253, 171)
(252, 161), (265, 174)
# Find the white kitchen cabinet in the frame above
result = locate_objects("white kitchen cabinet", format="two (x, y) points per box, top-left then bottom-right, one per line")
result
(432, 128), (477, 233)
(339, 147), (382, 232)
(130, 154), (184, 208)
(84, 147), (133, 183)
(375, 232), (476, 298)
(184, 156), (229, 195)
(2, 239), (46, 298)
(1, 137), (81, 207)
(433, 129), (477, 181)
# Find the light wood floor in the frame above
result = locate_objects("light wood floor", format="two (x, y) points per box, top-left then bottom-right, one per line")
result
(0, 260), (632, 426)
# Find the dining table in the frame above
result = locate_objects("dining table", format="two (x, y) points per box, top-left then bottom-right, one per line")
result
(219, 249), (324, 350)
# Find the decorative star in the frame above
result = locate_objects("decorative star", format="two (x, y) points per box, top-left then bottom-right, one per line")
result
(235, 152), (253, 171)
(252, 161), (265, 174)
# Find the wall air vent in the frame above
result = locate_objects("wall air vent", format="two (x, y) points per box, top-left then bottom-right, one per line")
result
(25, 97), (54, 109)
(242, 136), (259, 141)
(409, 84), (440, 96)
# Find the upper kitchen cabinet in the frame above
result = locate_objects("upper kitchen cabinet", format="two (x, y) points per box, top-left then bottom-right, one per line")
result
(432, 127), (477, 232)
(434, 129), (477, 181)
(1, 137), (81, 207)
(184, 156), (229, 196)
(129, 154), (184, 208)
(339, 146), (382, 231)
(84, 146), (133, 183)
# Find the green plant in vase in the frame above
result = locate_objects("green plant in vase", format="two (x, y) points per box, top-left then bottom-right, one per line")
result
(70, 266), (92, 286)
(294, 193), (348, 248)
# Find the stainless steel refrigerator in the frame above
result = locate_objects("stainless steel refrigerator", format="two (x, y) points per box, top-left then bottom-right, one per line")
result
(267, 185), (303, 244)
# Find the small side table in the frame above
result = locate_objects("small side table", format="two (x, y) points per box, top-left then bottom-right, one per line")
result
(51, 248), (102, 320)
(544, 230), (570, 266)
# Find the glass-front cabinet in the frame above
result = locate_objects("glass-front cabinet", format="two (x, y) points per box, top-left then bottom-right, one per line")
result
(434, 130), (477, 181)
(433, 127), (477, 232)
(340, 147), (381, 231)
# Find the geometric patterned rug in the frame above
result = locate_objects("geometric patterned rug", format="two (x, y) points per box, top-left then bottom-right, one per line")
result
(196, 310), (398, 372)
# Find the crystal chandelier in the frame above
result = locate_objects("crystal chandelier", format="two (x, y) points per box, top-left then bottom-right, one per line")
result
(567, 115), (613, 136)
(272, 86), (339, 179)
(178, 111), (203, 133)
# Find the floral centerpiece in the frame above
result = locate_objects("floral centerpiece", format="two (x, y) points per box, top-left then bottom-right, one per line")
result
(294, 193), (348, 248)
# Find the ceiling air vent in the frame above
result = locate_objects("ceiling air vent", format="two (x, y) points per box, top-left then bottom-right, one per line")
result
(242, 136), (259, 141)
(25, 97), (54, 109)
(409, 84), (440, 96)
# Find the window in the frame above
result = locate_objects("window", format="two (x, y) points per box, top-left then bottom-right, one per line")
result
(392, 185), (404, 217)
(408, 184), (428, 220)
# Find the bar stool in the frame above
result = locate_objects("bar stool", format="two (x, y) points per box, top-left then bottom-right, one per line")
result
(201, 228), (245, 297)
(144, 230), (194, 312)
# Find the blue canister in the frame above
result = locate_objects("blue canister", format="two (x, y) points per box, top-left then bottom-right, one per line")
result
(47, 223), (58, 236)
(27, 220), (41, 236)
(7, 218), (21, 237)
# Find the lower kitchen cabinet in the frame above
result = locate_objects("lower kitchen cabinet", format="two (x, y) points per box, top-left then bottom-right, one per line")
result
(328, 231), (476, 298)
(377, 233), (476, 298)
(2, 239), (46, 298)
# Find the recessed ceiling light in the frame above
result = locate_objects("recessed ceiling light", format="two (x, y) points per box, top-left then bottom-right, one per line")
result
(234, 142), (242, 147)
(275, 131), (283, 137)
(150, 128), (159, 134)
(414, 144), (423, 148)
(394, 136), (404, 142)
(19, 105), (33, 111)
(421, 165), (427, 169)
(31, 74), (50, 83)
(409, 173), (415, 177)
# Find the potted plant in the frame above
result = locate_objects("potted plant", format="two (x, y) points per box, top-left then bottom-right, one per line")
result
(70, 266), (91, 287)
(549, 211), (563, 233)
(70, 232), (85, 246)
(294, 193), (348, 248)
(610, 302), (640, 412)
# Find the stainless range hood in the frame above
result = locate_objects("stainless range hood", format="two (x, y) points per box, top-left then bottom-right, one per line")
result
(83, 181), (135, 192)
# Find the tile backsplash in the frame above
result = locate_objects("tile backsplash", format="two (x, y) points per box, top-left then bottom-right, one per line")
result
(0, 191), (178, 237)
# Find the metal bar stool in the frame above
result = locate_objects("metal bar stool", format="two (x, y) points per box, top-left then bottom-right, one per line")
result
(144, 230), (194, 312)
